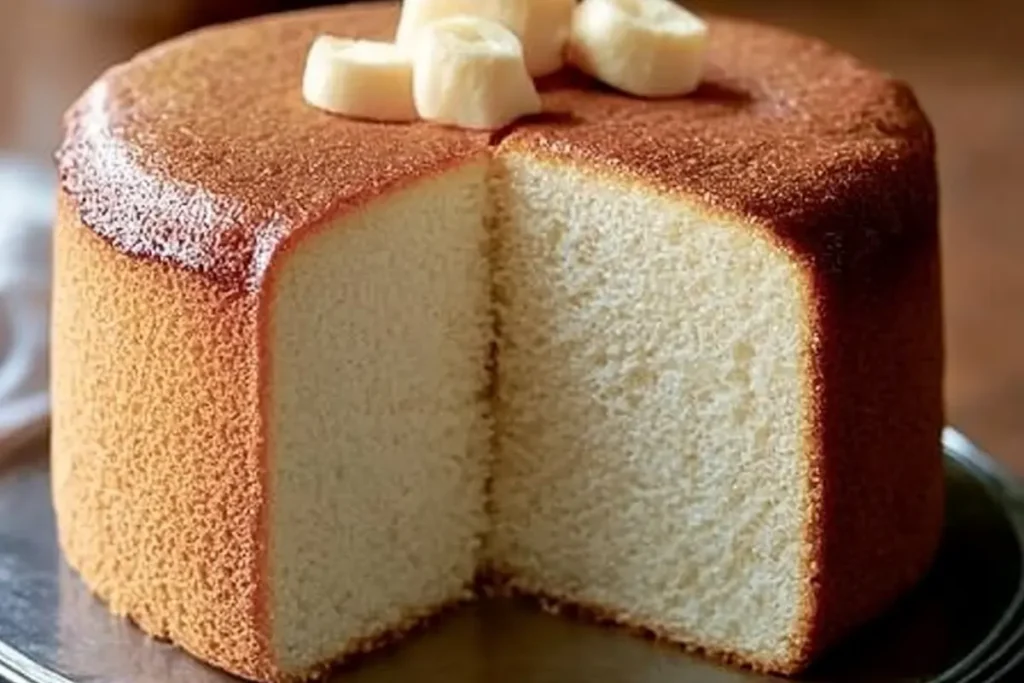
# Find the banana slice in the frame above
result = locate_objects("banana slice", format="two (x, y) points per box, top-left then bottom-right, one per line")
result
(397, 0), (528, 51)
(520, 0), (576, 77)
(302, 35), (418, 122)
(568, 0), (708, 98)
(412, 16), (542, 130)
(396, 0), (574, 78)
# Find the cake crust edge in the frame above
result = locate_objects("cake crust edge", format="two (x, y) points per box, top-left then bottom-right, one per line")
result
(51, 194), (277, 681)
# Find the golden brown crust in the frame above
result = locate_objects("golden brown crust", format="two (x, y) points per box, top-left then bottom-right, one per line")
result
(794, 227), (945, 666)
(51, 195), (275, 681)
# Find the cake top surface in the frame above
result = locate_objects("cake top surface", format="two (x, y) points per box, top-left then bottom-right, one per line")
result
(57, 1), (936, 290)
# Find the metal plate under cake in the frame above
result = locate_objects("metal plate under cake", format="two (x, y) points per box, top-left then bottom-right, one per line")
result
(1, 428), (1022, 683)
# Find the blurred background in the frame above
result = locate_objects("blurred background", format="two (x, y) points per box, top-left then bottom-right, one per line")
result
(0, 0), (1021, 472)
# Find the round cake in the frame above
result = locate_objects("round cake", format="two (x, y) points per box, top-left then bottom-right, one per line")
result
(51, 2), (945, 681)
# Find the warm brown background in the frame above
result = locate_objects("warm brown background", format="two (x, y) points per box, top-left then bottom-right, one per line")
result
(1, 0), (1022, 474)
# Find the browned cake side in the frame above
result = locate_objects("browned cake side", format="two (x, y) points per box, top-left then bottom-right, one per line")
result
(51, 198), (272, 678)
(53, 1), (944, 680)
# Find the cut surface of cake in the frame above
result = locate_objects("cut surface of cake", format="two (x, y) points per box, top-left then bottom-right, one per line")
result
(268, 160), (493, 670)
(489, 155), (811, 664)
(51, 2), (945, 681)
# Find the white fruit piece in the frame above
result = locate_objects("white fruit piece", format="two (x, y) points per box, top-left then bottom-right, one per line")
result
(519, 0), (576, 77)
(396, 0), (574, 78)
(302, 35), (418, 122)
(396, 0), (529, 52)
(412, 16), (542, 130)
(568, 0), (708, 98)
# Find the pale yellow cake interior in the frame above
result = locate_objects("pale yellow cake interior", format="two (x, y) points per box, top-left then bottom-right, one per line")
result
(265, 151), (813, 673)
(489, 153), (812, 663)
(269, 160), (494, 670)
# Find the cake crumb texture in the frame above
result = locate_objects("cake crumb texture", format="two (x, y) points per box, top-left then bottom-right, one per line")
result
(266, 160), (494, 674)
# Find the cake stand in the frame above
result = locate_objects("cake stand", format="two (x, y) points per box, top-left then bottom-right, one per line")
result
(1, 428), (1021, 683)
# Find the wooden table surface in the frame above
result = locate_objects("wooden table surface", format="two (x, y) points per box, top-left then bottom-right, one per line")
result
(2, 0), (1023, 474)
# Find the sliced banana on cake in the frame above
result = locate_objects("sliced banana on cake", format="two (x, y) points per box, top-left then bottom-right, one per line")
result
(397, 0), (575, 77)
(412, 16), (542, 130)
(302, 35), (418, 122)
(519, 0), (577, 77)
(397, 0), (528, 47)
(568, 0), (708, 98)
